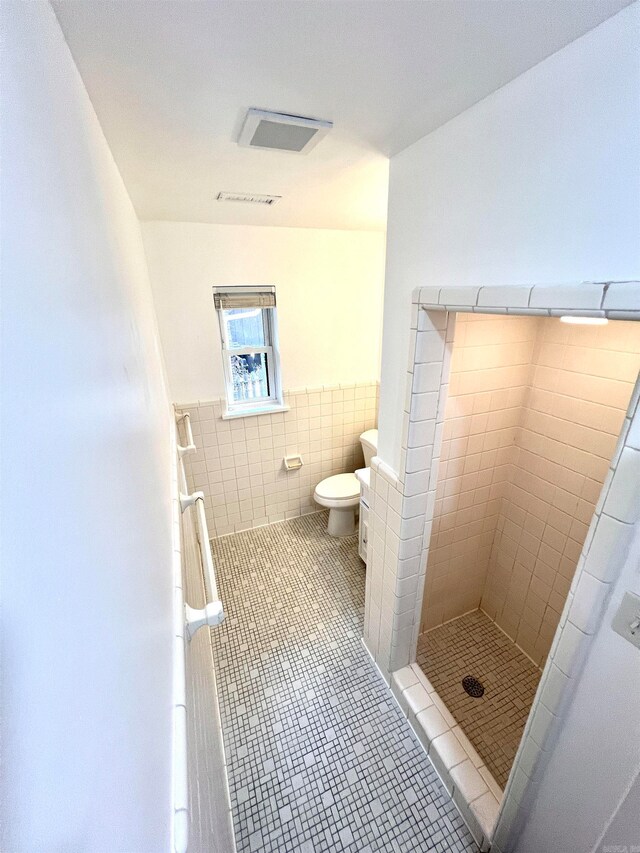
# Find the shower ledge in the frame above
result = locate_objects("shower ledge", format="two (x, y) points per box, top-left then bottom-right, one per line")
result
(390, 663), (502, 852)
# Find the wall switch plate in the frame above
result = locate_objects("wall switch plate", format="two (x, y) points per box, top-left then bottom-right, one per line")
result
(611, 591), (640, 651)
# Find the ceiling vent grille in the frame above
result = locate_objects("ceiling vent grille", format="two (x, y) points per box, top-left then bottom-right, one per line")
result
(217, 191), (281, 205)
(238, 108), (332, 154)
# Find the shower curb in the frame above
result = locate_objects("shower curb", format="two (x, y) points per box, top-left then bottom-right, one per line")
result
(390, 663), (502, 851)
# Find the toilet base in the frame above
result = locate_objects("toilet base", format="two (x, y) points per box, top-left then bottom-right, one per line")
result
(327, 506), (356, 537)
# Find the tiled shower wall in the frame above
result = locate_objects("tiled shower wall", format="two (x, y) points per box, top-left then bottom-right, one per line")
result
(421, 314), (640, 665)
(481, 318), (640, 664)
(180, 382), (378, 537)
(422, 315), (539, 629)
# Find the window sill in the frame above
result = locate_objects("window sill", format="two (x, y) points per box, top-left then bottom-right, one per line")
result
(221, 403), (290, 420)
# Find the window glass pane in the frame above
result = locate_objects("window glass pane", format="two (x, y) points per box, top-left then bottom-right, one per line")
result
(229, 352), (271, 403)
(223, 308), (267, 348)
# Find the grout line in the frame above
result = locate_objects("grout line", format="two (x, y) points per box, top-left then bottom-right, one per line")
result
(478, 607), (543, 671)
(209, 508), (327, 541)
(419, 607), (479, 635)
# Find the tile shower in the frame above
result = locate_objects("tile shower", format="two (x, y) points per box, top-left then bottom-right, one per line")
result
(367, 283), (640, 849)
(415, 611), (540, 790)
(422, 313), (640, 667)
(416, 311), (639, 781)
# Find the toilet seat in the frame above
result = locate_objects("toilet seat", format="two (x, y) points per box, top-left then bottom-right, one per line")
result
(314, 473), (360, 507)
(314, 429), (377, 538)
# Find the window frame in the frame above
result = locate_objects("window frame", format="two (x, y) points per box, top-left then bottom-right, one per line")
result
(213, 287), (285, 418)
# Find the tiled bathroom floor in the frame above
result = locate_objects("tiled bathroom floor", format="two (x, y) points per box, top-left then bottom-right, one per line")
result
(416, 610), (542, 789)
(209, 512), (477, 853)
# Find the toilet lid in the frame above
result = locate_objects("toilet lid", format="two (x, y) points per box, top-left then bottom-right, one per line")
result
(315, 473), (360, 502)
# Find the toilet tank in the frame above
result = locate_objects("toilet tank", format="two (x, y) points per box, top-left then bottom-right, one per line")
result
(360, 429), (378, 468)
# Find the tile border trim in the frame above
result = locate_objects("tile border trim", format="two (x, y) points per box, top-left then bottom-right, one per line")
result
(176, 379), (381, 412)
(390, 664), (502, 851)
(411, 281), (640, 319)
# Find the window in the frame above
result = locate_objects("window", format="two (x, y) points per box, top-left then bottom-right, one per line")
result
(213, 286), (284, 417)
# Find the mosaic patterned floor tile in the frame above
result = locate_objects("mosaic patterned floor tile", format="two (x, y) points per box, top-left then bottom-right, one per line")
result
(416, 610), (541, 789)
(209, 512), (477, 853)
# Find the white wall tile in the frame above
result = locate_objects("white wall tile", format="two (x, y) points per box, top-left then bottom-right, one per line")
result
(528, 702), (557, 749)
(568, 571), (609, 635)
(452, 725), (485, 769)
(477, 286), (532, 308)
(413, 362), (443, 393)
(438, 286), (480, 307)
(539, 663), (570, 716)
(603, 447), (640, 524)
(552, 620), (589, 678)
(416, 705), (449, 743)
(400, 514), (426, 541)
(418, 287), (441, 304)
(404, 683), (434, 719)
(584, 513), (634, 583)
(478, 766), (503, 801)
(450, 760), (489, 802)
(430, 730), (468, 770)
(529, 283), (604, 309)
(602, 282), (640, 311)
(402, 472), (428, 498)
(415, 331), (446, 363)
(410, 392), (439, 422)
(407, 419), (436, 448)
(181, 382), (378, 536)
(405, 445), (434, 474)
(470, 791), (501, 842)
(403, 493), (429, 519)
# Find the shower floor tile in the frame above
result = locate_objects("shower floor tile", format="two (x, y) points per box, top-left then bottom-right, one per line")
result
(209, 512), (477, 853)
(416, 610), (542, 789)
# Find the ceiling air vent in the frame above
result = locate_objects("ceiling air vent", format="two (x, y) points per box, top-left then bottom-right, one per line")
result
(238, 108), (332, 154)
(217, 191), (281, 205)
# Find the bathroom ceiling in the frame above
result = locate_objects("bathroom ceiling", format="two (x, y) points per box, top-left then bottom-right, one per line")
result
(52, 0), (630, 231)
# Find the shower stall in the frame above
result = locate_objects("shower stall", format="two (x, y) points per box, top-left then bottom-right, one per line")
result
(364, 282), (640, 850)
(415, 311), (640, 788)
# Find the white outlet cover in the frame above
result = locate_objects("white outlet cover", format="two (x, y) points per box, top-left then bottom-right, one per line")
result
(611, 591), (640, 651)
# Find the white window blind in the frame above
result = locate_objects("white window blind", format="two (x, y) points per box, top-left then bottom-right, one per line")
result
(213, 289), (276, 310)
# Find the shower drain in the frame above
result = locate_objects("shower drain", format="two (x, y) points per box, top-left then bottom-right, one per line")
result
(462, 675), (485, 698)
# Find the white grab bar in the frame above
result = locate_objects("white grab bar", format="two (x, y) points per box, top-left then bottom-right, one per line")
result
(176, 411), (196, 456)
(172, 410), (226, 853)
(181, 489), (225, 639)
(175, 407), (225, 639)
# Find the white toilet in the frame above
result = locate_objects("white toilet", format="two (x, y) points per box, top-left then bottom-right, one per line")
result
(314, 429), (378, 537)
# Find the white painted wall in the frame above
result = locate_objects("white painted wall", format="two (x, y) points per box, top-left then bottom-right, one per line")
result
(379, 3), (640, 473)
(142, 222), (386, 403)
(1, 3), (174, 849)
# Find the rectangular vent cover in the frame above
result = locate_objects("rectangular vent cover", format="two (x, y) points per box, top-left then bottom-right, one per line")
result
(217, 191), (281, 205)
(238, 108), (332, 154)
